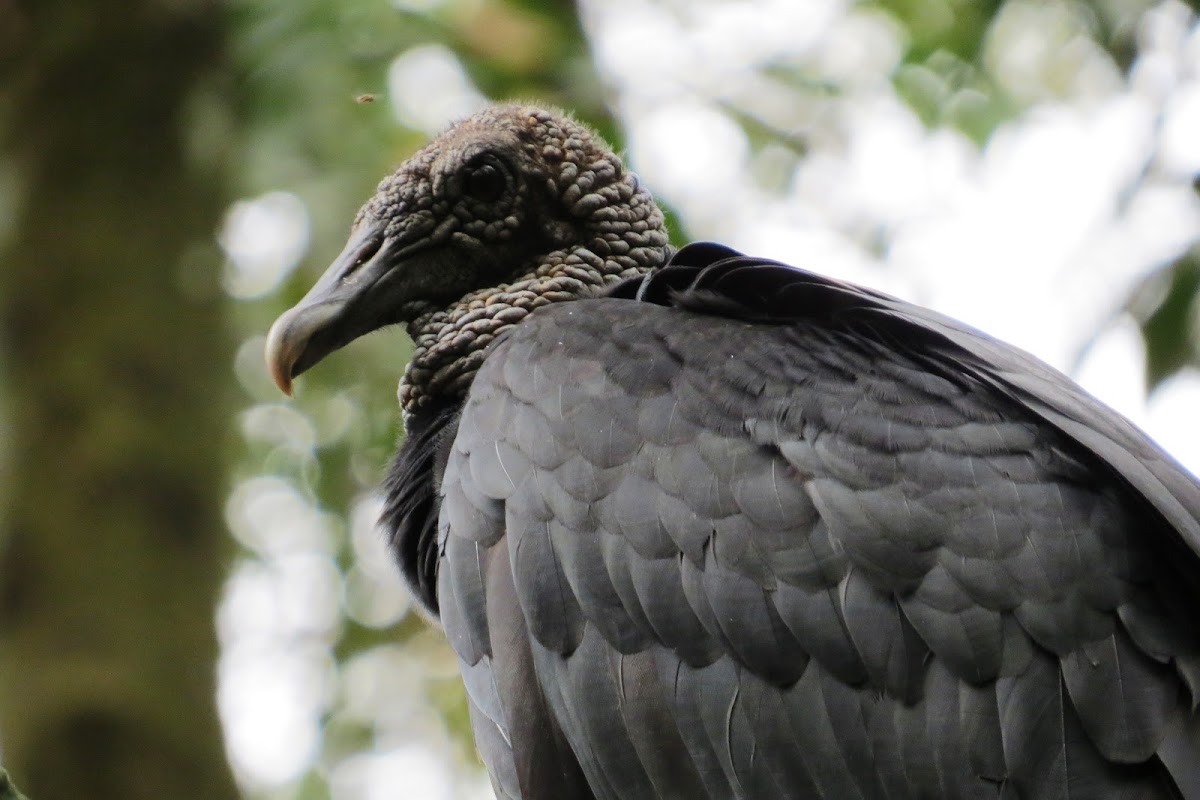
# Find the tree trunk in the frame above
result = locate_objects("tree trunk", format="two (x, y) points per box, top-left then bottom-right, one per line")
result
(0, 1), (240, 797)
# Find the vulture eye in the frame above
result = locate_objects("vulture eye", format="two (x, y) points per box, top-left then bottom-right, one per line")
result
(464, 160), (507, 203)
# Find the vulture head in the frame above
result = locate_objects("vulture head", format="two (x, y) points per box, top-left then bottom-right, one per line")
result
(266, 105), (670, 410)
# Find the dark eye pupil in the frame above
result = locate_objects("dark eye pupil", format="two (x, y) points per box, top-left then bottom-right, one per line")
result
(466, 163), (505, 201)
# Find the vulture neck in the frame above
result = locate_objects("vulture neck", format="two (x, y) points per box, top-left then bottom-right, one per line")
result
(398, 246), (661, 416)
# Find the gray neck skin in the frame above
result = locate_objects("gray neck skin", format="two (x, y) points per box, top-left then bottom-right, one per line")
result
(398, 174), (671, 417)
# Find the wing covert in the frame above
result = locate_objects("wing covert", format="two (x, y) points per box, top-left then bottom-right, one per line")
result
(439, 249), (1200, 798)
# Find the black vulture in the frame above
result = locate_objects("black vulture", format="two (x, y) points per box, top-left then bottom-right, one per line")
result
(266, 105), (1200, 799)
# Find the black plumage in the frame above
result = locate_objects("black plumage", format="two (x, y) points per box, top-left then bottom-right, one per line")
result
(265, 105), (1200, 799)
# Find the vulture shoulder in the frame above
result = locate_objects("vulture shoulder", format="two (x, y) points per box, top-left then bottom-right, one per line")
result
(435, 243), (1200, 799)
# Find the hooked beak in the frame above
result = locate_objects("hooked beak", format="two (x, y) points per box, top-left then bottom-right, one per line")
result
(265, 220), (402, 395)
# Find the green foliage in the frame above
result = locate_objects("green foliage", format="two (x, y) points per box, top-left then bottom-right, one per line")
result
(875, 0), (1003, 62)
(870, 0), (1009, 143)
(0, 771), (30, 800)
(1130, 247), (1200, 391)
(868, 0), (1163, 143)
(892, 51), (1007, 144)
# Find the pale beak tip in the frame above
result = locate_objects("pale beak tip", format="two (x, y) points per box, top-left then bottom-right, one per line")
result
(264, 313), (299, 397)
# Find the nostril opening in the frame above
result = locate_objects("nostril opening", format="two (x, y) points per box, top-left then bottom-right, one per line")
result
(346, 236), (384, 278)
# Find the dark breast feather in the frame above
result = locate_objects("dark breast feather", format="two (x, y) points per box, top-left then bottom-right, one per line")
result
(382, 396), (461, 616)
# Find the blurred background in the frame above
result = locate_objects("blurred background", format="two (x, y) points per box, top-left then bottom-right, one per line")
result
(0, 0), (1198, 798)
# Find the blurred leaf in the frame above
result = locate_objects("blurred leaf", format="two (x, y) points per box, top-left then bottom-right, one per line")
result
(660, 202), (691, 250)
(0, 771), (29, 800)
(1081, 0), (1159, 71)
(893, 49), (1012, 144)
(715, 98), (811, 158)
(870, 0), (1004, 63)
(292, 771), (331, 800)
(449, 0), (618, 137)
(1128, 247), (1200, 390)
(427, 676), (477, 764)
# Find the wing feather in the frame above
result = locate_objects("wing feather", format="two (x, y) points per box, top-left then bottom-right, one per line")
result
(431, 242), (1200, 797)
(1060, 627), (1181, 762)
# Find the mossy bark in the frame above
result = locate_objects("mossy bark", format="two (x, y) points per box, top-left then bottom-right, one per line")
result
(0, 1), (240, 797)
